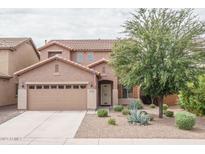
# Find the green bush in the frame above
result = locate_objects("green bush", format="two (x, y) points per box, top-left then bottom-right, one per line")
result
(149, 103), (156, 108)
(128, 99), (143, 110)
(163, 104), (169, 111)
(178, 76), (205, 116)
(164, 110), (174, 117)
(122, 108), (130, 115)
(113, 105), (124, 112)
(128, 110), (150, 125)
(175, 111), (196, 130)
(97, 109), (108, 117)
(108, 118), (116, 125)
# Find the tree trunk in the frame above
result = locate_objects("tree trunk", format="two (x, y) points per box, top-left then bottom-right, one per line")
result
(158, 96), (163, 118)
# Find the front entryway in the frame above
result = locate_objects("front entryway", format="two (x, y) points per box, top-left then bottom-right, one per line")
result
(101, 84), (111, 105)
(99, 80), (113, 106)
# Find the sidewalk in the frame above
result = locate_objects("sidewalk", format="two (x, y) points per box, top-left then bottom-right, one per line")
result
(1, 138), (205, 145)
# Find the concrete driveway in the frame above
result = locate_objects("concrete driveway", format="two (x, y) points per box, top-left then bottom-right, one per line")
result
(0, 111), (85, 144)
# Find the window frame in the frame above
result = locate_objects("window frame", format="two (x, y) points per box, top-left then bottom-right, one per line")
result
(48, 51), (62, 58)
(76, 52), (83, 63)
(87, 52), (94, 61)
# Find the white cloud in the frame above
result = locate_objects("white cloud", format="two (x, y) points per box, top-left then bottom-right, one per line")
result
(0, 8), (205, 47)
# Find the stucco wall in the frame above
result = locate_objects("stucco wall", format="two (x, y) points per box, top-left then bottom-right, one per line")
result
(8, 42), (39, 75)
(18, 60), (95, 85)
(0, 41), (39, 106)
(40, 45), (71, 61)
(0, 50), (9, 75)
(0, 79), (10, 106)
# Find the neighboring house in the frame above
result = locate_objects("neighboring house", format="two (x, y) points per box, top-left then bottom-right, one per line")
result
(0, 38), (40, 107)
(14, 39), (177, 110)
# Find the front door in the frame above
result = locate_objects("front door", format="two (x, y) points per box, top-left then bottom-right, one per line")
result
(100, 84), (111, 105)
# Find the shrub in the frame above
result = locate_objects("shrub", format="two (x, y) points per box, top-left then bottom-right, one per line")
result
(113, 105), (124, 112)
(178, 76), (205, 116)
(128, 110), (150, 125)
(164, 110), (174, 117)
(163, 104), (169, 111)
(175, 111), (196, 130)
(97, 109), (108, 117)
(149, 103), (156, 108)
(128, 99), (143, 110)
(122, 108), (130, 115)
(108, 118), (116, 125)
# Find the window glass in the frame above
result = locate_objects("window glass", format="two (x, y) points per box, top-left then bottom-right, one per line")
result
(66, 85), (72, 89)
(48, 52), (62, 58)
(87, 52), (94, 61)
(77, 53), (83, 63)
(44, 85), (49, 89)
(36, 85), (42, 89)
(80, 85), (86, 89)
(122, 86), (133, 98)
(73, 85), (79, 89)
(29, 85), (35, 89)
(58, 85), (64, 89)
(51, 85), (57, 89)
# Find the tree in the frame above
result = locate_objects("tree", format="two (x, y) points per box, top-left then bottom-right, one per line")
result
(110, 9), (205, 118)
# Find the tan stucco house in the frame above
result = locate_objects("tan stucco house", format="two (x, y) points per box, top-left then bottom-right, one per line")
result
(0, 38), (40, 107)
(14, 39), (177, 110)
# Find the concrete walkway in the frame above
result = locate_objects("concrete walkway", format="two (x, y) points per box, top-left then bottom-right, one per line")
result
(0, 111), (85, 144)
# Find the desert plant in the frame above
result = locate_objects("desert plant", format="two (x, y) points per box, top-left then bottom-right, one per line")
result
(128, 110), (150, 125)
(163, 104), (169, 111)
(108, 118), (116, 125)
(175, 111), (196, 130)
(178, 76), (205, 116)
(128, 99), (143, 110)
(122, 108), (130, 115)
(113, 105), (124, 112)
(97, 109), (108, 117)
(164, 110), (174, 117)
(149, 103), (156, 108)
(149, 115), (154, 121)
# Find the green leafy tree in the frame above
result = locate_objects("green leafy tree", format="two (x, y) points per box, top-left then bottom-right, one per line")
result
(110, 9), (205, 118)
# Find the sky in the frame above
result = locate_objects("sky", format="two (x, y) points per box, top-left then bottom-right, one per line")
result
(0, 8), (205, 47)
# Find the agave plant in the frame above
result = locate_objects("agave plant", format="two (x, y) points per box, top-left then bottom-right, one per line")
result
(128, 109), (150, 125)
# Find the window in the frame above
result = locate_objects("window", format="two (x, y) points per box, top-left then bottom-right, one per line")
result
(43, 85), (49, 89)
(48, 51), (62, 58)
(77, 53), (83, 63)
(58, 85), (64, 89)
(55, 64), (59, 73)
(29, 85), (35, 89)
(36, 85), (42, 89)
(51, 85), (57, 89)
(122, 86), (133, 98)
(80, 85), (86, 89)
(87, 52), (94, 61)
(66, 85), (72, 89)
(73, 85), (79, 89)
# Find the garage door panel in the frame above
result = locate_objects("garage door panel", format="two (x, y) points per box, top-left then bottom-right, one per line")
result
(28, 88), (87, 110)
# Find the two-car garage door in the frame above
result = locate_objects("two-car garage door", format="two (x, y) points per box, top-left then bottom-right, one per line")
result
(27, 84), (87, 110)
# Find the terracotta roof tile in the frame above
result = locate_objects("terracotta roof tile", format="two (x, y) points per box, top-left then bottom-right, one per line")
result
(47, 39), (117, 51)
(0, 38), (29, 49)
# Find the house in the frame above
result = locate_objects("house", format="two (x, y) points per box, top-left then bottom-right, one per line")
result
(0, 38), (40, 107)
(14, 39), (177, 110)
